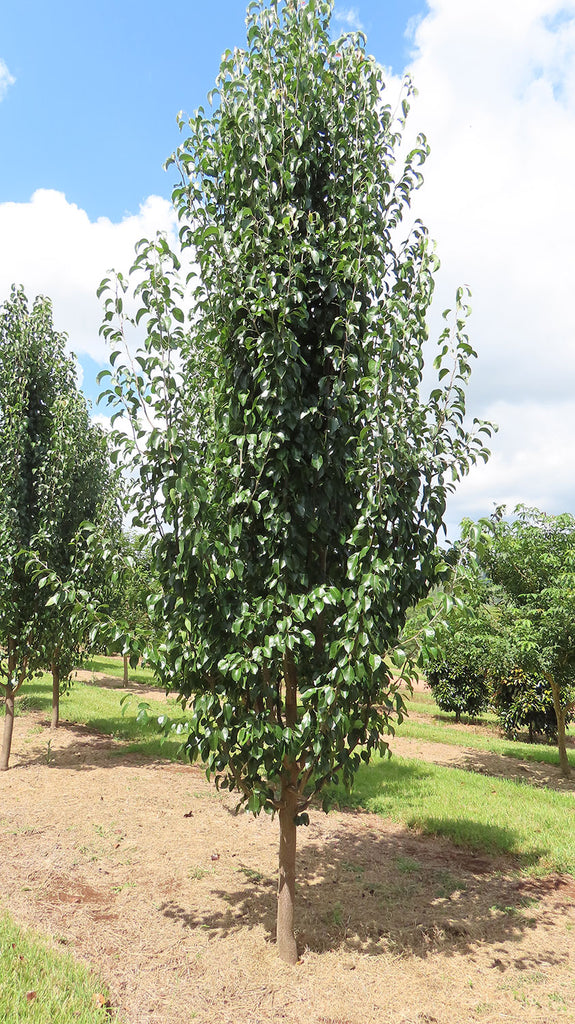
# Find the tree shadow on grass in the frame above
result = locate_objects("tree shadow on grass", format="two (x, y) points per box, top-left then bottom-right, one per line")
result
(11, 717), (189, 773)
(158, 758), (571, 963)
(158, 815), (573, 964)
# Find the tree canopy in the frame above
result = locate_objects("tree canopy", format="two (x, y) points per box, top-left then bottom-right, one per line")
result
(0, 285), (118, 763)
(484, 506), (575, 775)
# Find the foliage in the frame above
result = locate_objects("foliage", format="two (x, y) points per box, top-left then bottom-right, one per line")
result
(427, 656), (489, 722)
(474, 506), (575, 775)
(0, 285), (120, 758)
(110, 532), (160, 666)
(489, 667), (570, 742)
(98, 0), (492, 958)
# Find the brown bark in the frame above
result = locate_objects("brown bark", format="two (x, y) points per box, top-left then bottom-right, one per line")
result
(51, 660), (60, 730)
(123, 653), (129, 686)
(277, 769), (299, 964)
(276, 652), (299, 964)
(546, 672), (571, 778)
(1, 644), (20, 771)
(0, 690), (15, 771)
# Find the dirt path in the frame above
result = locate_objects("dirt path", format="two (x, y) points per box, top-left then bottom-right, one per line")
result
(388, 734), (575, 793)
(1, 710), (574, 1024)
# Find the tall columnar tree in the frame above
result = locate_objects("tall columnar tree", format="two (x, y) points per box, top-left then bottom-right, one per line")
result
(99, 0), (492, 962)
(0, 286), (118, 764)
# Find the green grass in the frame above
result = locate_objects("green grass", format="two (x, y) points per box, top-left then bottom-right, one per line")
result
(0, 912), (117, 1023)
(328, 753), (575, 874)
(17, 673), (190, 761)
(395, 715), (575, 770)
(82, 655), (160, 687)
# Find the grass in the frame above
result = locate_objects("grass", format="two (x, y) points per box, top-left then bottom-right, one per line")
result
(9, 671), (575, 876)
(328, 753), (575, 874)
(16, 673), (191, 761)
(82, 655), (160, 688)
(398, 683), (573, 765)
(0, 912), (117, 1023)
(396, 717), (575, 769)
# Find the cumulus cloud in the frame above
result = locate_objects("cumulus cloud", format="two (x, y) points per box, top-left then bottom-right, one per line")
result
(401, 0), (575, 522)
(333, 6), (365, 32)
(445, 399), (575, 535)
(0, 190), (178, 362)
(0, 59), (15, 101)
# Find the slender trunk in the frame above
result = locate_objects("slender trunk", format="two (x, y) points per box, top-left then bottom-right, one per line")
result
(276, 652), (299, 964)
(123, 653), (129, 686)
(0, 691), (15, 772)
(277, 769), (299, 964)
(1, 644), (19, 771)
(51, 660), (60, 730)
(546, 672), (570, 778)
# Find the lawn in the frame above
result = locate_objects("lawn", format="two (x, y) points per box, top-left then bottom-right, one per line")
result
(3, 669), (575, 1024)
(0, 913), (116, 1024)
(11, 671), (575, 875)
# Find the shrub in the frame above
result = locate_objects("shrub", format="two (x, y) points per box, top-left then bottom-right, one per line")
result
(427, 660), (489, 722)
(489, 667), (572, 742)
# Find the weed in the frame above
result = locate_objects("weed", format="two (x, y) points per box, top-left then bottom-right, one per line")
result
(341, 860), (365, 877)
(237, 865), (265, 882)
(395, 855), (421, 874)
(332, 901), (343, 926)
(188, 865), (211, 881)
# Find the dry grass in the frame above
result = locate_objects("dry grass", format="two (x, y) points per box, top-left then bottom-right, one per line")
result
(1, 711), (574, 1024)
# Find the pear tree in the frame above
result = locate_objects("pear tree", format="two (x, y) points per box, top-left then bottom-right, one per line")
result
(99, 0), (492, 961)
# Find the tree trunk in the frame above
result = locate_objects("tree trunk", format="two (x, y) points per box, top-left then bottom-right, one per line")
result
(1, 644), (20, 771)
(276, 652), (299, 964)
(0, 690), (15, 771)
(546, 672), (570, 778)
(277, 769), (299, 964)
(51, 660), (60, 729)
(123, 653), (129, 686)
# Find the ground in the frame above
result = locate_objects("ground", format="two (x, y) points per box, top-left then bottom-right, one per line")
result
(0, 681), (574, 1024)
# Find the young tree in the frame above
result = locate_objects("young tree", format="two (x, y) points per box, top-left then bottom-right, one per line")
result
(489, 667), (568, 743)
(484, 507), (575, 777)
(427, 649), (489, 723)
(0, 286), (118, 762)
(99, 0), (492, 961)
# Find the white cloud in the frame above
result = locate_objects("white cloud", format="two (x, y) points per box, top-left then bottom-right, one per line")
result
(0, 59), (15, 101)
(334, 6), (365, 32)
(400, 0), (575, 524)
(0, 190), (178, 362)
(445, 400), (575, 536)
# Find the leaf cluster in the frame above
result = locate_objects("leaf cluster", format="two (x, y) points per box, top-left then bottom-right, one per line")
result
(98, 0), (493, 815)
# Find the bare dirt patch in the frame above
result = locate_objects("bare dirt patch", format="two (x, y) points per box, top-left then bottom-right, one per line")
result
(389, 735), (575, 793)
(1, 712), (574, 1024)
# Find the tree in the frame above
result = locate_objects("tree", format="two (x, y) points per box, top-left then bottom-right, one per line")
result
(0, 286), (117, 764)
(426, 646), (489, 722)
(110, 532), (160, 684)
(99, 0), (492, 961)
(484, 507), (575, 777)
(489, 666), (569, 743)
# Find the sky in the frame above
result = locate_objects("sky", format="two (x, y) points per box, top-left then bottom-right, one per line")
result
(1, 0), (575, 539)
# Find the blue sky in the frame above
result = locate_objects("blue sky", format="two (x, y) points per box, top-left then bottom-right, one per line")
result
(2, 0), (575, 537)
(0, 1), (425, 222)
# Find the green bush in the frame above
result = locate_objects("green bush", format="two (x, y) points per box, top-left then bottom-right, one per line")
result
(427, 661), (489, 722)
(489, 667), (571, 742)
